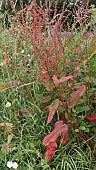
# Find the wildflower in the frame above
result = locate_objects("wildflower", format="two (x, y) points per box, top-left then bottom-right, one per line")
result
(0, 62), (4, 67)
(12, 162), (18, 169)
(21, 50), (24, 54)
(7, 161), (18, 169)
(7, 161), (13, 168)
(5, 102), (11, 108)
(27, 54), (30, 57)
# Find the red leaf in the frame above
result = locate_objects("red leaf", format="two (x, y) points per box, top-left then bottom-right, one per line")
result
(42, 120), (69, 161)
(84, 114), (96, 123)
(67, 85), (86, 108)
(52, 75), (73, 87)
(47, 99), (60, 124)
(42, 120), (69, 146)
(44, 142), (57, 162)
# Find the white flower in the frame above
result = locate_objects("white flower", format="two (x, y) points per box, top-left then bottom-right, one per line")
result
(5, 102), (11, 108)
(27, 54), (30, 57)
(12, 162), (18, 169)
(7, 161), (13, 168)
(0, 62), (4, 67)
(7, 161), (18, 169)
(21, 50), (24, 54)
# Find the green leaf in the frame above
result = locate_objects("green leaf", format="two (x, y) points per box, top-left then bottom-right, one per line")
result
(84, 128), (90, 133)
(79, 126), (86, 131)
(0, 13), (4, 19)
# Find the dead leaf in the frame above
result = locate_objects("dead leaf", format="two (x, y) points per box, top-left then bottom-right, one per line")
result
(0, 122), (13, 127)
(39, 95), (51, 104)
(0, 122), (13, 133)
(1, 80), (18, 91)
(1, 143), (9, 154)
(47, 99), (60, 124)
(67, 85), (86, 108)
(16, 108), (30, 117)
(7, 134), (13, 144)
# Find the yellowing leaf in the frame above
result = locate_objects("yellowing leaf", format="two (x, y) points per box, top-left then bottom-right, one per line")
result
(85, 76), (89, 82)
(7, 134), (13, 144)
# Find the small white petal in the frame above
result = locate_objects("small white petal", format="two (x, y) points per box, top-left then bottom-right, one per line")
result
(12, 162), (18, 169)
(7, 161), (13, 168)
(5, 102), (11, 108)
(0, 62), (4, 66)
(21, 50), (24, 54)
(27, 54), (30, 57)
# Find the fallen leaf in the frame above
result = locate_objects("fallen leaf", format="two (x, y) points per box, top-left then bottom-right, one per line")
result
(16, 108), (30, 117)
(52, 75), (73, 87)
(47, 99), (60, 124)
(1, 80), (18, 91)
(84, 114), (96, 123)
(67, 85), (86, 108)
(1, 143), (9, 154)
(1, 83), (11, 91)
(0, 122), (13, 133)
(0, 122), (13, 127)
(39, 95), (51, 104)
